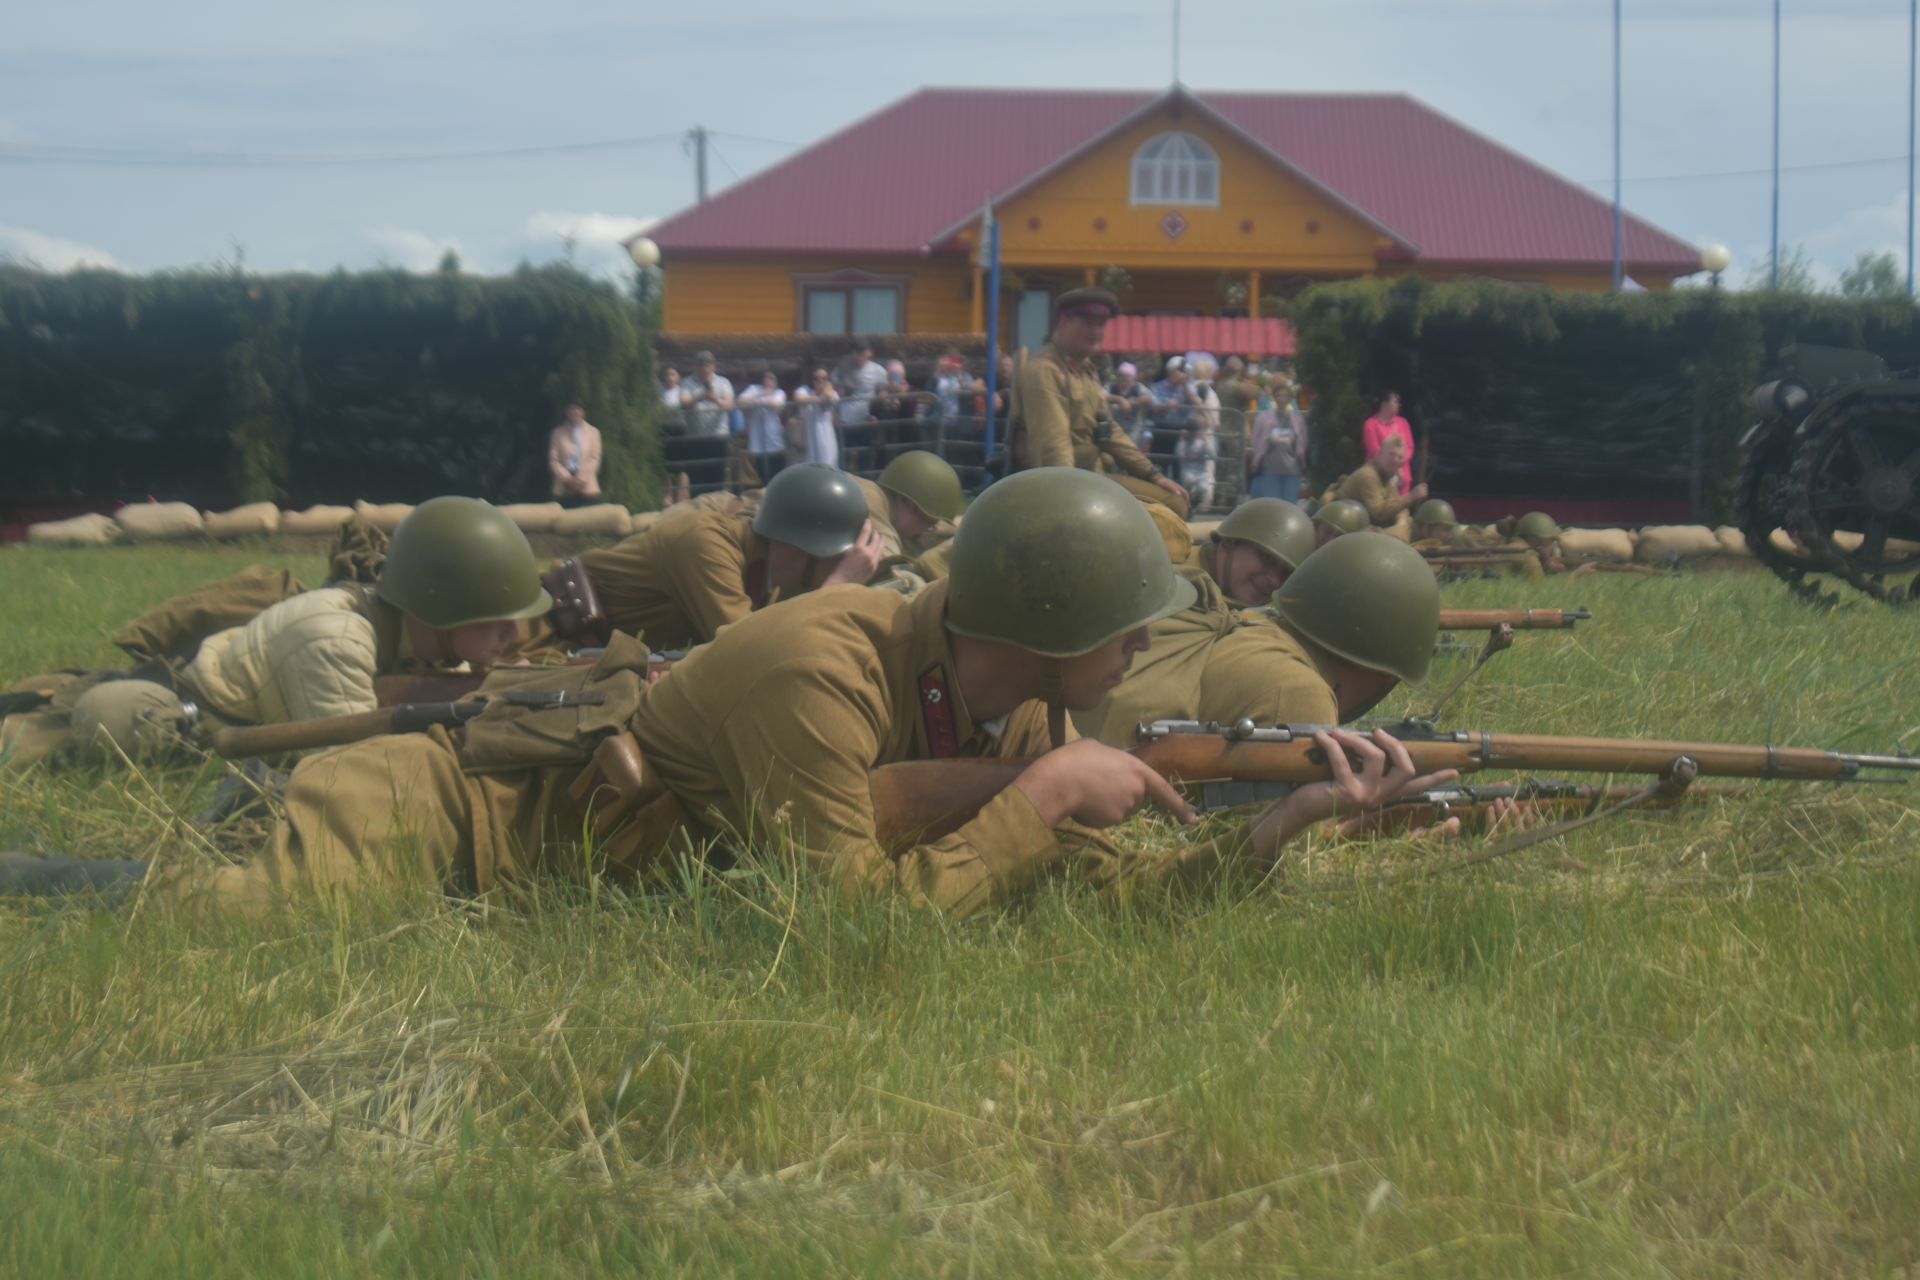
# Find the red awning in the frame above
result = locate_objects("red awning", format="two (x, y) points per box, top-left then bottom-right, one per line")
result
(1102, 315), (1296, 359)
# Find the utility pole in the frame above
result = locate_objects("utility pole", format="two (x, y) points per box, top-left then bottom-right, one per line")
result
(1611, 0), (1623, 290)
(687, 125), (709, 203)
(1770, 0), (1781, 289)
(1172, 0), (1182, 85)
(1908, 0), (1915, 293)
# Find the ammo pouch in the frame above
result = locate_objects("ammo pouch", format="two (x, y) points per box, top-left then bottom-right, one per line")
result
(457, 632), (652, 772)
(565, 733), (699, 882)
(542, 557), (612, 648)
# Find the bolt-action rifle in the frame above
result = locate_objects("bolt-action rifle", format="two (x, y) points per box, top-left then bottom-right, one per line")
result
(370, 650), (681, 707)
(212, 689), (607, 758)
(1437, 607), (1590, 631)
(866, 717), (1918, 852)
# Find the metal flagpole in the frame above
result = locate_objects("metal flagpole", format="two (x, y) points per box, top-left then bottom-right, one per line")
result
(1909, 0), (1916, 293)
(981, 204), (1004, 465)
(1611, 0), (1623, 290)
(1771, 0), (1781, 289)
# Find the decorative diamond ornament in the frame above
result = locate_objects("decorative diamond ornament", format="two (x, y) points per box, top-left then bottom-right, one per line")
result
(1159, 211), (1189, 242)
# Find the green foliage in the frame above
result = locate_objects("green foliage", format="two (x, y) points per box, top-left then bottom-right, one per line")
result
(0, 263), (661, 510)
(1838, 248), (1907, 300)
(1289, 275), (1920, 520)
(3, 553), (1919, 1274)
(1745, 243), (1821, 293)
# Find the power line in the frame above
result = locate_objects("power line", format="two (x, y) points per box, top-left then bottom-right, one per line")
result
(1580, 150), (1917, 187)
(708, 140), (742, 185)
(0, 132), (684, 169)
(708, 130), (801, 149)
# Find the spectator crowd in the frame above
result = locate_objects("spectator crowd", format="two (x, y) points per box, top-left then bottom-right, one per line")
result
(651, 343), (1319, 512)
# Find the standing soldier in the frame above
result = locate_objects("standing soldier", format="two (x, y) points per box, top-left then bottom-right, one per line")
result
(1014, 288), (1190, 515)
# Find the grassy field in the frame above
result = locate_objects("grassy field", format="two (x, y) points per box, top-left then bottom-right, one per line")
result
(2, 544), (1918, 1277)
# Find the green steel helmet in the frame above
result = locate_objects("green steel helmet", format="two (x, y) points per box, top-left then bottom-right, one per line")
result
(752, 463), (871, 557)
(1212, 498), (1316, 570)
(375, 496), (553, 629)
(69, 679), (190, 761)
(878, 450), (965, 522)
(1298, 495), (1321, 517)
(1270, 535), (1441, 684)
(1413, 498), (1458, 529)
(946, 470), (1196, 657)
(1314, 498), (1371, 536)
(1515, 511), (1562, 542)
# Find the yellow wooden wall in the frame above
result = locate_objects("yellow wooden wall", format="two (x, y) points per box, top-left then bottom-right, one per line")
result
(962, 102), (1390, 274)
(661, 256), (972, 335)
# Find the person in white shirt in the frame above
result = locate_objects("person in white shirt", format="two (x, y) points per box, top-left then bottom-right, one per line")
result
(1175, 421), (1219, 511)
(679, 351), (735, 438)
(736, 370), (789, 483)
(791, 367), (842, 468)
(547, 401), (604, 506)
(834, 343), (888, 428)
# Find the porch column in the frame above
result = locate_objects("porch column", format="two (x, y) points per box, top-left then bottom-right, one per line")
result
(1248, 270), (1262, 319)
(1083, 267), (1098, 287)
(971, 266), (985, 334)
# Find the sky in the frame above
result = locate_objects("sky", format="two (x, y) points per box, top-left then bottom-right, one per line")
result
(2, 0), (1915, 288)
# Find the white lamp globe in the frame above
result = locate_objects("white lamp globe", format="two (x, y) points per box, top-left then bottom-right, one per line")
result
(1700, 243), (1732, 275)
(628, 237), (661, 269)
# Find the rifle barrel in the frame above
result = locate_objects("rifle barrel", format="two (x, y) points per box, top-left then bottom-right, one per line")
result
(1437, 608), (1591, 630)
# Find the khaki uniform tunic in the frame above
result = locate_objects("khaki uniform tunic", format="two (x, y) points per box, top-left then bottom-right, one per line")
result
(1017, 342), (1158, 479)
(1336, 467), (1413, 539)
(576, 508), (769, 650)
(1073, 570), (1339, 747)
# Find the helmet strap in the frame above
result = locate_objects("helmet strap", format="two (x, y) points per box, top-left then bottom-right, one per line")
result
(1041, 658), (1067, 751)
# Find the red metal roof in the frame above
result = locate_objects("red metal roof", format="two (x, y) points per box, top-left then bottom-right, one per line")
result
(1104, 315), (1296, 358)
(650, 87), (1701, 274)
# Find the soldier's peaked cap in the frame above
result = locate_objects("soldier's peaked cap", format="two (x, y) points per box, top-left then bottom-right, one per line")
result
(1052, 287), (1121, 321)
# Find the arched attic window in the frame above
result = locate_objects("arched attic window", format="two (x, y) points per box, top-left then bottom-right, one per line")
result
(1130, 132), (1219, 207)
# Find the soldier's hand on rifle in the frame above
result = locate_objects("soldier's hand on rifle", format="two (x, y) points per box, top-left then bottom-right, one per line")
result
(1013, 738), (1197, 830)
(820, 519), (887, 588)
(1241, 729), (1460, 860)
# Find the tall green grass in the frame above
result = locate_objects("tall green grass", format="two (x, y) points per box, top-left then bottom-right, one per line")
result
(1, 546), (1917, 1276)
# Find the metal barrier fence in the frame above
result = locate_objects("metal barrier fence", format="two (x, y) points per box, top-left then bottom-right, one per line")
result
(659, 402), (1288, 515)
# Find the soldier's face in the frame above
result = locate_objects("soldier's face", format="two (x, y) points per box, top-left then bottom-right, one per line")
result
(1059, 625), (1153, 709)
(891, 497), (935, 540)
(1332, 664), (1401, 722)
(1219, 541), (1291, 605)
(444, 619), (521, 670)
(765, 541), (815, 593)
(1055, 312), (1107, 358)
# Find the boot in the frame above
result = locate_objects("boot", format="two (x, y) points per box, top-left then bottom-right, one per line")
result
(0, 853), (150, 906)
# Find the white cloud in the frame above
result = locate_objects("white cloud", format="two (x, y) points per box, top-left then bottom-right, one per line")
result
(0, 224), (125, 271)
(524, 210), (658, 252)
(363, 226), (464, 271)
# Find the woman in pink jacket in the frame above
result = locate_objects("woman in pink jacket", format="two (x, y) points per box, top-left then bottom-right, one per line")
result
(1362, 391), (1414, 494)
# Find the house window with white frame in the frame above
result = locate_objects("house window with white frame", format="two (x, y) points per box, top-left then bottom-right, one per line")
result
(1130, 132), (1220, 207)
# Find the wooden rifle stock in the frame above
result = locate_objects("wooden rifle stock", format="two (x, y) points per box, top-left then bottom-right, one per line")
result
(213, 701), (485, 758)
(864, 721), (1915, 852)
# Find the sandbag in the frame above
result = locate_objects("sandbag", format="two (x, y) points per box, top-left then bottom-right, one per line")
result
(27, 512), (122, 547)
(1559, 527), (1635, 562)
(1636, 525), (1722, 563)
(280, 504), (356, 536)
(116, 502), (203, 542)
(500, 502), (564, 534)
(1714, 525), (1753, 556)
(553, 503), (632, 538)
(353, 500), (414, 533)
(202, 502), (282, 539)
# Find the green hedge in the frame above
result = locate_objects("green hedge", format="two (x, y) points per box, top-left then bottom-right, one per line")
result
(0, 264), (661, 510)
(1288, 278), (1920, 522)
